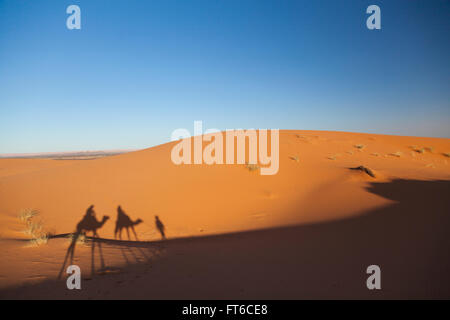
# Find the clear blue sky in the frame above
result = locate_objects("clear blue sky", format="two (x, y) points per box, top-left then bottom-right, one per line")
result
(0, 0), (449, 153)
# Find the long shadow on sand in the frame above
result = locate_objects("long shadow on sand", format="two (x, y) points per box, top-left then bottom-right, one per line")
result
(57, 205), (110, 279)
(1, 179), (449, 299)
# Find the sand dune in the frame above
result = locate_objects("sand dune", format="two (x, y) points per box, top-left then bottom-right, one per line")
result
(0, 130), (449, 299)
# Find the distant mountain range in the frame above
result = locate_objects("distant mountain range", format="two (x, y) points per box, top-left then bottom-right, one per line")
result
(0, 149), (136, 159)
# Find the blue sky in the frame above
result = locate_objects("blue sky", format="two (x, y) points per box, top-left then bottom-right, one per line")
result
(0, 0), (449, 153)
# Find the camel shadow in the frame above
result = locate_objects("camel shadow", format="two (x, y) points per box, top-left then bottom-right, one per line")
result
(58, 205), (110, 279)
(114, 205), (143, 241)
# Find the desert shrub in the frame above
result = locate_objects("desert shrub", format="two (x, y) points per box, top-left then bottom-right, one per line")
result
(18, 209), (49, 247)
(27, 235), (49, 247)
(18, 209), (39, 222)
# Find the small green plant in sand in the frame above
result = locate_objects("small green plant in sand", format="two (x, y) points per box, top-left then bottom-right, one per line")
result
(289, 155), (300, 162)
(245, 162), (260, 172)
(425, 147), (434, 153)
(443, 152), (450, 158)
(18, 209), (49, 247)
(414, 147), (425, 154)
(354, 144), (365, 150)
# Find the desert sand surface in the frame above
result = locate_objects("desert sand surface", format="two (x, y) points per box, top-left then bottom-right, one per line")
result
(0, 130), (449, 299)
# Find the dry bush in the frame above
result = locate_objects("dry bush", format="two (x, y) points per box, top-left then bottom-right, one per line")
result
(27, 236), (48, 247)
(18, 209), (49, 247)
(18, 209), (39, 222)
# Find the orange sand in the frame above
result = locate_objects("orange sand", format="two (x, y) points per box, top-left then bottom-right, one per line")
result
(0, 130), (449, 299)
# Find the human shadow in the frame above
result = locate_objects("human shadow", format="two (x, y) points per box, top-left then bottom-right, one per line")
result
(58, 205), (110, 279)
(155, 215), (166, 240)
(114, 205), (143, 241)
